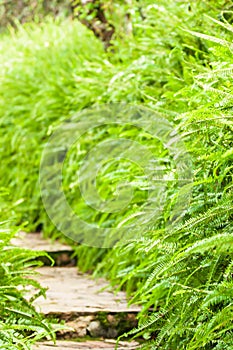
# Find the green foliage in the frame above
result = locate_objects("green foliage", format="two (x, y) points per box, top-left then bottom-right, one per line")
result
(0, 18), (111, 232)
(0, 0), (233, 349)
(70, 0), (134, 40)
(0, 197), (54, 348)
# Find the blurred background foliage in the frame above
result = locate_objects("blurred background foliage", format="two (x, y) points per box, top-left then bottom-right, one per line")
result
(0, 0), (71, 29)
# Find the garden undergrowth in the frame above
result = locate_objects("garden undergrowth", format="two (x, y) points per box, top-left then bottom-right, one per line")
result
(0, 1), (233, 349)
(0, 191), (55, 349)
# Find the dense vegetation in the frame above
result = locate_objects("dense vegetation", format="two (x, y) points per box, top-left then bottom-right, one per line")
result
(0, 194), (55, 349)
(0, 0), (232, 349)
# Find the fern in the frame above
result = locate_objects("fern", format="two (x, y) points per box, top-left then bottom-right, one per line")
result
(0, 211), (55, 349)
(0, 1), (233, 349)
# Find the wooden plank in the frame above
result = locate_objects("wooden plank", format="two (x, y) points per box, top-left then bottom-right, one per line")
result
(11, 232), (75, 266)
(12, 233), (141, 338)
(33, 340), (139, 349)
(34, 267), (140, 315)
(11, 231), (73, 253)
(32, 267), (140, 338)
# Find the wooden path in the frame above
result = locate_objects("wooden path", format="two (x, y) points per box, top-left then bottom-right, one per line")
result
(12, 232), (141, 350)
(33, 340), (139, 350)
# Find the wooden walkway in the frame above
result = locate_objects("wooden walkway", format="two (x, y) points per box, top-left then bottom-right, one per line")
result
(12, 232), (141, 349)
(33, 340), (139, 349)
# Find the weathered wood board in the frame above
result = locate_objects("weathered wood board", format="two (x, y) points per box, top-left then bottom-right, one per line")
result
(12, 232), (142, 341)
(11, 231), (73, 252)
(34, 267), (140, 315)
(33, 340), (140, 349)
